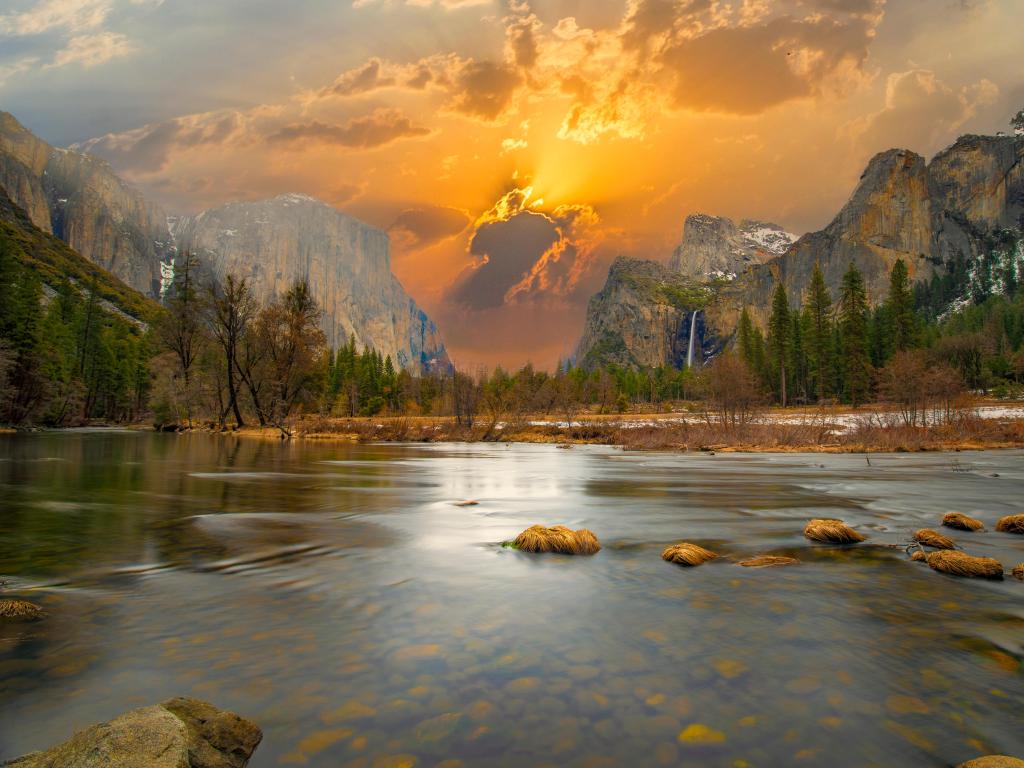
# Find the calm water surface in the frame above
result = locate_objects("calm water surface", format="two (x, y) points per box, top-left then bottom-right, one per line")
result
(1, 432), (1022, 767)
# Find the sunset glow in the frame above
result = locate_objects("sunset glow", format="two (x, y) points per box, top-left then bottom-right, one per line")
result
(3, 0), (1020, 367)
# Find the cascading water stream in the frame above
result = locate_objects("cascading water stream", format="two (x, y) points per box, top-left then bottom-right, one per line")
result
(686, 310), (699, 368)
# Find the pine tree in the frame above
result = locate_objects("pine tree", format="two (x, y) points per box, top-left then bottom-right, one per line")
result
(804, 261), (833, 401)
(737, 308), (756, 368)
(788, 311), (808, 404)
(838, 262), (872, 406)
(886, 258), (916, 355)
(768, 282), (791, 406)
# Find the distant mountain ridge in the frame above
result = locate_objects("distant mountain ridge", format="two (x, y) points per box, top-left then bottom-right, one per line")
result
(0, 112), (449, 371)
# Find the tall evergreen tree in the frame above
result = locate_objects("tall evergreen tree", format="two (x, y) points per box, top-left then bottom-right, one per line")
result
(768, 282), (791, 406)
(886, 258), (916, 355)
(838, 262), (872, 406)
(788, 311), (808, 404)
(804, 261), (833, 401)
(737, 308), (756, 368)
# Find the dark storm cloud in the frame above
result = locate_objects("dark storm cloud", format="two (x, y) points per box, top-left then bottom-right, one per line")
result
(446, 211), (561, 309)
(447, 60), (522, 121)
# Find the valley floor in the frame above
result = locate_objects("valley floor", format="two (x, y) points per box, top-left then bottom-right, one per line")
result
(216, 400), (1024, 454)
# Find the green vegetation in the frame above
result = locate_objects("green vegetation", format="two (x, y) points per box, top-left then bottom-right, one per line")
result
(739, 256), (1024, 408)
(0, 229), (151, 424)
(620, 273), (711, 310)
(0, 188), (155, 322)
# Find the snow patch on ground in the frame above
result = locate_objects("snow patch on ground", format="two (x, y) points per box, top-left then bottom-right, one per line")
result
(527, 404), (1024, 432)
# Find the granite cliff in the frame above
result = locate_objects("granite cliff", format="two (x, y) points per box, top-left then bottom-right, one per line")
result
(668, 214), (796, 279)
(173, 194), (449, 371)
(0, 112), (172, 297)
(575, 258), (716, 370)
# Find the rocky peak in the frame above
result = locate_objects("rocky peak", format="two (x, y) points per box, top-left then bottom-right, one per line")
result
(0, 111), (54, 231)
(827, 148), (932, 256)
(669, 213), (796, 279)
(928, 134), (1023, 229)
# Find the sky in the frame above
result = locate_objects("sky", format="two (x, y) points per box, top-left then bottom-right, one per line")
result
(1, 0), (1022, 369)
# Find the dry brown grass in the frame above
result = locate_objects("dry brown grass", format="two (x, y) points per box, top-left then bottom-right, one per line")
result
(512, 525), (601, 555)
(737, 555), (799, 568)
(911, 551), (927, 562)
(926, 550), (1003, 580)
(803, 519), (866, 544)
(942, 512), (985, 532)
(913, 528), (956, 550)
(662, 542), (718, 566)
(231, 407), (1024, 453)
(1012, 563), (1024, 581)
(0, 598), (45, 619)
(995, 514), (1024, 534)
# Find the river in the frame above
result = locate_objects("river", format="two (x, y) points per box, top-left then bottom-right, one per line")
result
(1, 431), (1022, 766)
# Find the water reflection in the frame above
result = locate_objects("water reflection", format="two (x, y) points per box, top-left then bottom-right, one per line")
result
(0, 432), (1022, 766)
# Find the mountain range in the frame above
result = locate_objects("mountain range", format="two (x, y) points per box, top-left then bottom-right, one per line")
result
(578, 132), (1024, 370)
(4, 108), (1022, 377)
(0, 112), (449, 372)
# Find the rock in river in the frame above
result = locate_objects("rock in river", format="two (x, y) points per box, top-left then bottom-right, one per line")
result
(2, 697), (261, 768)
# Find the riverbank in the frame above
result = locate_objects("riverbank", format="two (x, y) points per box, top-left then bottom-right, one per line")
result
(5, 401), (1023, 452)
(202, 401), (1024, 453)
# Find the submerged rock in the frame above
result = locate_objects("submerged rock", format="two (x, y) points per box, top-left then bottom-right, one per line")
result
(736, 555), (798, 568)
(995, 514), (1024, 534)
(2, 697), (261, 768)
(803, 519), (866, 544)
(1012, 563), (1023, 581)
(942, 512), (984, 532)
(0, 598), (45, 620)
(662, 543), (718, 567)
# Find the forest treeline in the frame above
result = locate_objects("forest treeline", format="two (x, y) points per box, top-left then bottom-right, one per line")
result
(2, 232), (1024, 429)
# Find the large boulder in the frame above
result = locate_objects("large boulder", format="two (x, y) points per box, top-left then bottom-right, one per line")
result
(957, 757), (1024, 768)
(3, 698), (261, 768)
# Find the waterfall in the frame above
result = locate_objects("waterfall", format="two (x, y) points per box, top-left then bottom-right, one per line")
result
(686, 310), (699, 369)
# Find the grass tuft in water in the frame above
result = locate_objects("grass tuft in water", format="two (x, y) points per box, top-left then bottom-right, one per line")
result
(803, 519), (866, 544)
